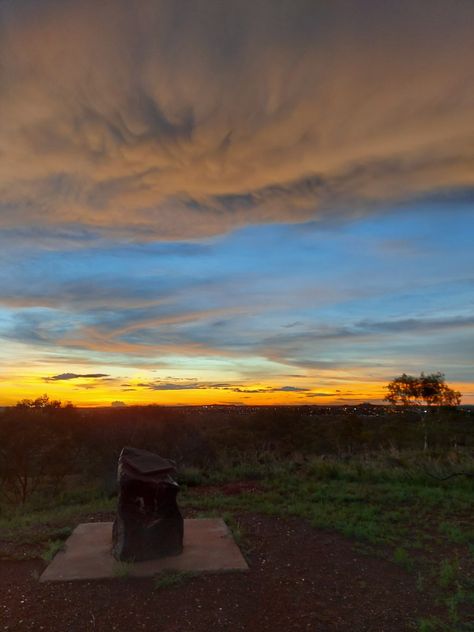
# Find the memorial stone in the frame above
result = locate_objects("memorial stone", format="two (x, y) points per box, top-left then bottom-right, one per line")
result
(112, 446), (184, 561)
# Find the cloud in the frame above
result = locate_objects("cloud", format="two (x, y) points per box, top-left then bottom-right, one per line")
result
(304, 392), (334, 398)
(0, 298), (255, 360)
(0, 282), (171, 311)
(45, 372), (109, 381)
(261, 315), (474, 351)
(357, 316), (474, 336)
(139, 381), (208, 391)
(257, 315), (474, 374)
(1, 0), (473, 243)
(137, 380), (309, 393)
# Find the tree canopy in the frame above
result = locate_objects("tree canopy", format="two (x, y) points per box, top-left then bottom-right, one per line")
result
(385, 372), (461, 408)
(15, 394), (63, 410)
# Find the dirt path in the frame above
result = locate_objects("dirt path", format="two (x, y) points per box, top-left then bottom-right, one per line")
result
(1, 514), (438, 631)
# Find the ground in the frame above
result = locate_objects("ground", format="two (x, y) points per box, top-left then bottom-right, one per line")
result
(1, 454), (473, 631)
(1, 513), (440, 632)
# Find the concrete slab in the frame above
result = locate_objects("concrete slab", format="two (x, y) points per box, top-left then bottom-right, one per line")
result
(40, 519), (248, 582)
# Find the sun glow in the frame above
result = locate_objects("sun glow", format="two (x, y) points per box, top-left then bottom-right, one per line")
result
(3, 365), (471, 408)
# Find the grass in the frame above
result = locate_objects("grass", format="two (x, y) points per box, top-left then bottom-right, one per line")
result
(180, 452), (474, 630)
(222, 512), (245, 549)
(439, 521), (474, 545)
(41, 539), (66, 562)
(438, 558), (461, 589)
(39, 526), (73, 561)
(1, 450), (473, 628)
(0, 486), (115, 546)
(416, 618), (443, 632)
(113, 560), (134, 579)
(113, 564), (197, 587)
(393, 546), (414, 572)
(154, 570), (196, 590)
(183, 473), (472, 548)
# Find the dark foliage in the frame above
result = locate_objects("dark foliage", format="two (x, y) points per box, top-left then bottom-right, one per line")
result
(0, 399), (472, 504)
(385, 372), (461, 407)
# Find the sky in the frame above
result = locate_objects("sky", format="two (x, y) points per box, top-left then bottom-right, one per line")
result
(0, 0), (473, 406)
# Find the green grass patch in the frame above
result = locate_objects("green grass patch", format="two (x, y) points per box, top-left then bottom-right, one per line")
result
(393, 546), (415, 572)
(0, 486), (115, 545)
(113, 560), (133, 579)
(153, 570), (196, 590)
(41, 539), (65, 562)
(439, 521), (474, 545)
(40, 526), (73, 561)
(416, 617), (444, 632)
(181, 453), (474, 630)
(438, 558), (461, 589)
(222, 512), (245, 547)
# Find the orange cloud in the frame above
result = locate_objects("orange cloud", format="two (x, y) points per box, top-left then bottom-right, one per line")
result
(1, 1), (473, 241)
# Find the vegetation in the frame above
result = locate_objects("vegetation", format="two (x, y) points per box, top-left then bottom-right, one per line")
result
(154, 570), (196, 590)
(0, 395), (79, 504)
(385, 372), (461, 408)
(113, 560), (133, 579)
(0, 398), (472, 627)
(1, 396), (472, 506)
(41, 539), (66, 562)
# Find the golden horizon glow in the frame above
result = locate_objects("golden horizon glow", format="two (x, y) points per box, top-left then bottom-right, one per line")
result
(1, 368), (472, 408)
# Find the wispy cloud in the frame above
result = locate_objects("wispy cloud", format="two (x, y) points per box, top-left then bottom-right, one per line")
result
(1, 2), (473, 404)
(1, 1), (473, 243)
(137, 380), (309, 393)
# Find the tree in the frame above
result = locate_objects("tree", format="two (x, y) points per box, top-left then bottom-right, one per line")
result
(385, 373), (419, 407)
(385, 372), (461, 408)
(385, 372), (461, 451)
(15, 394), (62, 411)
(418, 373), (461, 407)
(0, 396), (78, 504)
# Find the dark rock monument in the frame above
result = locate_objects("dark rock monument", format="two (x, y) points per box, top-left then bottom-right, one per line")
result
(112, 446), (184, 562)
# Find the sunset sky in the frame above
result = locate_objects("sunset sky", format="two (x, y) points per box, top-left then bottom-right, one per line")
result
(1, 0), (473, 406)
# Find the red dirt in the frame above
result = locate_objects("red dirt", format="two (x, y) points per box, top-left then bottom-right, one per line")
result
(0, 513), (440, 631)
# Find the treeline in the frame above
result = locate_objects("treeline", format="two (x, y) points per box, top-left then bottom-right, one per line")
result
(0, 397), (472, 504)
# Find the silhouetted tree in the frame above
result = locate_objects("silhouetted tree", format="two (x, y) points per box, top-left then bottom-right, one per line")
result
(385, 372), (461, 408)
(15, 393), (63, 411)
(385, 372), (461, 450)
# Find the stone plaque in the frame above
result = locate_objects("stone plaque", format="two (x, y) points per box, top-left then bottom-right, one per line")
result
(112, 446), (183, 561)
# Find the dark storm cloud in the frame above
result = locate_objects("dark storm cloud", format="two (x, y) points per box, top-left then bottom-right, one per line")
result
(1, 0), (473, 242)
